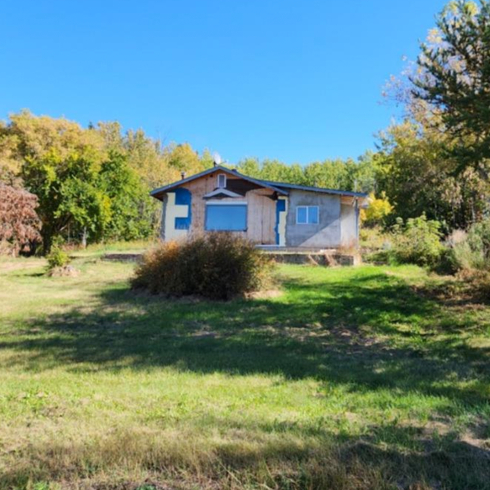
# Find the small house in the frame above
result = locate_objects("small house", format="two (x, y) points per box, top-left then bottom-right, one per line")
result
(150, 164), (368, 249)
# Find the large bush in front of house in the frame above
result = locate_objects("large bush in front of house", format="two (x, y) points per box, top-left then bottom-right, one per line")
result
(132, 233), (274, 300)
(391, 214), (444, 268)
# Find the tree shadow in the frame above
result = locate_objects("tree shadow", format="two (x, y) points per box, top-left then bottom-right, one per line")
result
(3, 270), (490, 409)
(3, 268), (490, 488)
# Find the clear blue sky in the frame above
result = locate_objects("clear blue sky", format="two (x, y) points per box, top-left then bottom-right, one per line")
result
(1, 0), (447, 164)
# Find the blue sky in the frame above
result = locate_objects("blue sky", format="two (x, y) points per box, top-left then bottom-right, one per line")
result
(1, 0), (447, 164)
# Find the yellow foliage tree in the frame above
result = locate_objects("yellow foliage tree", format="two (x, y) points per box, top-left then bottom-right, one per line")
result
(361, 192), (393, 226)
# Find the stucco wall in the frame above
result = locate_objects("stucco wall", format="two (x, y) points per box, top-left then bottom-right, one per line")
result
(160, 191), (191, 241)
(285, 190), (341, 248)
(340, 203), (358, 247)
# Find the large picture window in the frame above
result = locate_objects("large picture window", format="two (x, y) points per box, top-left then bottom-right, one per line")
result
(205, 203), (247, 231)
(296, 206), (319, 225)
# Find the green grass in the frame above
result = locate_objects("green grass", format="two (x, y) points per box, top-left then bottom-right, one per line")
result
(1, 254), (489, 489)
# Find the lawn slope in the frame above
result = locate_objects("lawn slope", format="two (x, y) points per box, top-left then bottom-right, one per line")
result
(0, 255), (489, 489)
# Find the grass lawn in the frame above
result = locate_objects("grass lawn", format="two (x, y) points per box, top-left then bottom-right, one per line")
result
(1, 254), (489, 490)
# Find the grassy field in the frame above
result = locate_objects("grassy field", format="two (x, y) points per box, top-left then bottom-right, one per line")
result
(1, 253), (489, 490)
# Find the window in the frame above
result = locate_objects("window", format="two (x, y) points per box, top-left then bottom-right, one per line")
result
(217, 174), (227, 188)
(296, 206), (319, 225)
(205, 203), (247, 231)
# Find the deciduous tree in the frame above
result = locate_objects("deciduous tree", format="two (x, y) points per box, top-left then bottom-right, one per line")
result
(0, 183), (41, 255)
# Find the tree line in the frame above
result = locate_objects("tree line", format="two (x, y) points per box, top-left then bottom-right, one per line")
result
(0, 112), (213, 251)
(0, 111), (380, 253)
(1, 0), (489, 254)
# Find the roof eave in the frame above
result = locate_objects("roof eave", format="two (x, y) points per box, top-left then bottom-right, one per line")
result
(263, 181), (368, 199)
(150, 165), (288, 200)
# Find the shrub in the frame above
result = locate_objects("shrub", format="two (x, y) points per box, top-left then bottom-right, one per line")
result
(457, 269), (490, 300)
(449, 218), (490, 272)
(360, 226), (392, 252)
(46, 238), (71, 270)
(132, 233), (274, 300)
(391, 214), (444, 268)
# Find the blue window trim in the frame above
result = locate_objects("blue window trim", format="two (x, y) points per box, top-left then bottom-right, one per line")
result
(275, 199), (286, 244)
(296, 206), (319, 225)
(205, 202), (248, 232)
(174, 188), (192, 230)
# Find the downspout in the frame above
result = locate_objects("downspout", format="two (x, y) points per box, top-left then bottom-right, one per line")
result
(355, 198), (359, 247)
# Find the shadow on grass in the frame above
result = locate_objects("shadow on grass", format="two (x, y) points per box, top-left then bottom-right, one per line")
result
(3, 270), (490, 405)
(2, 267), (490, 488)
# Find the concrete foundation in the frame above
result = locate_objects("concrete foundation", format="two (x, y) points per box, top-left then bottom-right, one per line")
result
(265, 251), (361, 266)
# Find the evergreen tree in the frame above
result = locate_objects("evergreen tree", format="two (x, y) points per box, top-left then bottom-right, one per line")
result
(412, 0), (490, 176)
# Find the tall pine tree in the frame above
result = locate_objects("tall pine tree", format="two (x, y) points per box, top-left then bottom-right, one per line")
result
(412, 0), (490, 177)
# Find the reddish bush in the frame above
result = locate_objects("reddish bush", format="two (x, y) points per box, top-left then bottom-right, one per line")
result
(0, 184), (42, 255)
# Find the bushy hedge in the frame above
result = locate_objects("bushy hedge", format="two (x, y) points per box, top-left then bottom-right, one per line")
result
(450, 218), (490, 272)
(439, 220), (490, 298)
(391, 215), (444, 268)
(132, 233), (274, 300)
(363, 215), (445, 268)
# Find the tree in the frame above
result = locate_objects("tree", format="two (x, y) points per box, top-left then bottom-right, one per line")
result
(378, 0), (490, 230)
(0, 184), (41, 255)
(361, 192), (393, 227)
(99, 151), (154, 241)
(122, 128), (180, 190)
(0, 112), (222, 249)
(0, 112), (164, 249)
(166, 143), (209, 174)
(235, 156), (377, 193)
(376, 120), (488, 230)
(412, 0), (490, 176)
(4, 112), (108, 249)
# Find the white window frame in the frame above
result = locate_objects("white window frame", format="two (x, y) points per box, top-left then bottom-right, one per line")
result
(296, 206), (319, 225)
(205, 201), (248, 232)
(217, 174), (227, 188)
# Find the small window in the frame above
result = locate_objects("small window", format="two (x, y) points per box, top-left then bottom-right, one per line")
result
(297, 207), (308, 224)
(296, 206), (319, 225)
(205, 203), (247, 231)
(217, 174), (227, 188)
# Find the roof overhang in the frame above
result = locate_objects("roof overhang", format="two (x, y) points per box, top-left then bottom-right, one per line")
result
(150, 165), (288, 201)
(262, 180), (369, 200)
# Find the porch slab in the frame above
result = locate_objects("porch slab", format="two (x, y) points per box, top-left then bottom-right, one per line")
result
(261, 249), (361, 266)
(102, 249), (361, 267)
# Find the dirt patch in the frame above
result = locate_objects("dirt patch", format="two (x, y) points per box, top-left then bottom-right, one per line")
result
(246, 289), (283, 300)
(48, 265), (80, 277)
(411, 272), (490, 307)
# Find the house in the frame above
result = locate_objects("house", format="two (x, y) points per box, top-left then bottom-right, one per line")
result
(150, 164), (369, 249)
